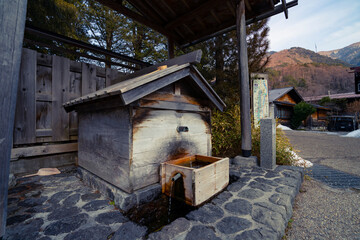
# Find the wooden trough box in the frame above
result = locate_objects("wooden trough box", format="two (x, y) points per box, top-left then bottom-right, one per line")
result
(63, 50), (226, 199)
(161, 155), (229, 206)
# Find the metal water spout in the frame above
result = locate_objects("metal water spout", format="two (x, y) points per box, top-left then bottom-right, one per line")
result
(171, 173), (182, 182)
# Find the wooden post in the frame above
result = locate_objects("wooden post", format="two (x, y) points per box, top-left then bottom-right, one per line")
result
(168, 37), (175, 59)
(236, 0), (252, 157)
(0, 0), (28, 237)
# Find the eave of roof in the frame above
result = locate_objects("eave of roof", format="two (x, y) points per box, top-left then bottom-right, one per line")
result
(63, 63), (226, 112)
(97, 0), (298, 47)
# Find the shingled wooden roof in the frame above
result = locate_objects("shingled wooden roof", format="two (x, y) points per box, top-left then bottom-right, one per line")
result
(97, 0), (297, 48)
(63, 50), (226, 112)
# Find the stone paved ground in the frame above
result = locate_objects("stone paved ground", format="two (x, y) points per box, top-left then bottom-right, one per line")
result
(5, 165), (303, 240)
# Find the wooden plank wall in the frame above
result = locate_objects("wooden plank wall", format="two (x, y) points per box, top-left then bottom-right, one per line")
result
(11, 48), (123, 170)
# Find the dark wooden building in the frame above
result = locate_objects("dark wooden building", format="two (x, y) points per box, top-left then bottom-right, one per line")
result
(64, 52), (225, 193)
(269, 87), (330, 127)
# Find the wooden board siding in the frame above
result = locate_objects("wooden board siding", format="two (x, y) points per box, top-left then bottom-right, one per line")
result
(131, 107), (211, 191)
(277, 93), (297, 104)
(13, 48), (124, 145)
(78, 108), (132, 193)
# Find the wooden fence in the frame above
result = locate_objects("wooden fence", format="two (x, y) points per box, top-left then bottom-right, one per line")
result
(11, 48), (125, 173)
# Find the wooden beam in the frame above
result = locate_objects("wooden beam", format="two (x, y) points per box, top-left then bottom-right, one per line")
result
(97, 0), (175, 40)
(165, 0), (220, 29)
(0, 0), (28, 237)
(236, 0), (252, 157)
(168, 37), (175, 59)
(25, 25), (150, 68)
(281, 0), (288, 19)
(11, 143), (78, 160)
(180, 0), (298, 48)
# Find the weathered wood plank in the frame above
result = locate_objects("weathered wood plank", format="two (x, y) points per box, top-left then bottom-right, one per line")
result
(11, 142), (78, 160)
(137, 99), (208, 112)
(69, 71), (81, 135)
(37, 52), (52, 67)
(106, 67), (118, 86)
(35, 129), (52, 137)
(13, 48), (37, 145)
(52, 55), (70, 141)
(0, 0), (28, 236)
(78, 108), (132, 193)
(82, 63), (97, 95)
(10, 152), (77, 175)
(122, 68), (190, 105)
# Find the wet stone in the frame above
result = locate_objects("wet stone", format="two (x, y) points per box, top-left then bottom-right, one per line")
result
(237, 177), (252, 184)
(112, 222), (147, 240)
(64, 225), (112, 240)
(237, 189), (264, 200)
(63, 193), (80, 206)
(95, 211), (128, 225)
(224, 199), (252, 215)
(185, 225), (220, 240)
(186, 204), (224, 224)
(227, 182), (246, 192)
(27, 203), (59, 213)
(6, 214), (32, 226)
(248, 181), (273, 192)
(234, 227), (278, 240)
(211, 191), (233, 206)
(48, 191), (72, 204)
(24, 190), (41, 198)
(216, 216), (252, 234)
(8, 185), (29, 195)
(254, 177), (279, 187)
(81, 192), (101, 201)
(18, 196), (48, 207)
(7, 197), (19, 205)
(44, 213), (88, 236)
(38, 237), (52, 240)
(4, 218), (44, 240)
(252, 207), (284, 234)
(48, 206), (81, 221)
(148, 217), (191, 240)
(82, 200), (110, 211)
(245, 173), (264, 177)
(264, 171), (281, 178)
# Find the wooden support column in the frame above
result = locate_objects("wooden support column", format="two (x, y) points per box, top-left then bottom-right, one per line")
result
(168, 37), (175, 59)
(236, 0), (252, 157)
(0, 0), (28, 237)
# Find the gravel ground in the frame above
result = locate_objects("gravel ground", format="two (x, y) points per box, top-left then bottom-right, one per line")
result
(285, 179), (360, 240)
(284, 130), (360, 239)
(285, 131), (360, 177)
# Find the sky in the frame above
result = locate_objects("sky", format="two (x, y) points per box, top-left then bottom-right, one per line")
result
(267, 0), (360, 52)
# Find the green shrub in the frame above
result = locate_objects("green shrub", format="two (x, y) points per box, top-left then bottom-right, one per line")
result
(212, 105), (296, 165)
(291, 101), (316, 129)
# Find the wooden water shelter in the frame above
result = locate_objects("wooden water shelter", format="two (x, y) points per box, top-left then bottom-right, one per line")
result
(1, 0), (298, 237)
(64, 51), (226, 193)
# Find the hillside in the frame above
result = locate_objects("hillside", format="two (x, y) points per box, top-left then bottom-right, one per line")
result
(266, 47), (354, 97)
(318, 42), (360, 66)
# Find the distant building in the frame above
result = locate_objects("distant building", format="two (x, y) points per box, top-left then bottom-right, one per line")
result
(269, 87), (330, 128)
(304, 92), (360, 104)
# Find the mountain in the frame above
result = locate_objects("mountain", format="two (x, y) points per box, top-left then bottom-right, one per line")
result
(318, 42), (360, 66)
(266, 47), (354, 97)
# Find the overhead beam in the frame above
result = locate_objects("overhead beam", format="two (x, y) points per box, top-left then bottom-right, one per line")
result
(165, 0), (220, 29)
(97, 0), (176, 40)
(281, 0), (288, 19)
(180, 0), (298, 48)
(25, 24), (151, 68)
(0, 0), (28, 237)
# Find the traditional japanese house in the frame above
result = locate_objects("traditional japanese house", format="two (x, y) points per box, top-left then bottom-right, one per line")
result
(63, 51), (226, 196)
(269, 87), (330, 127)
